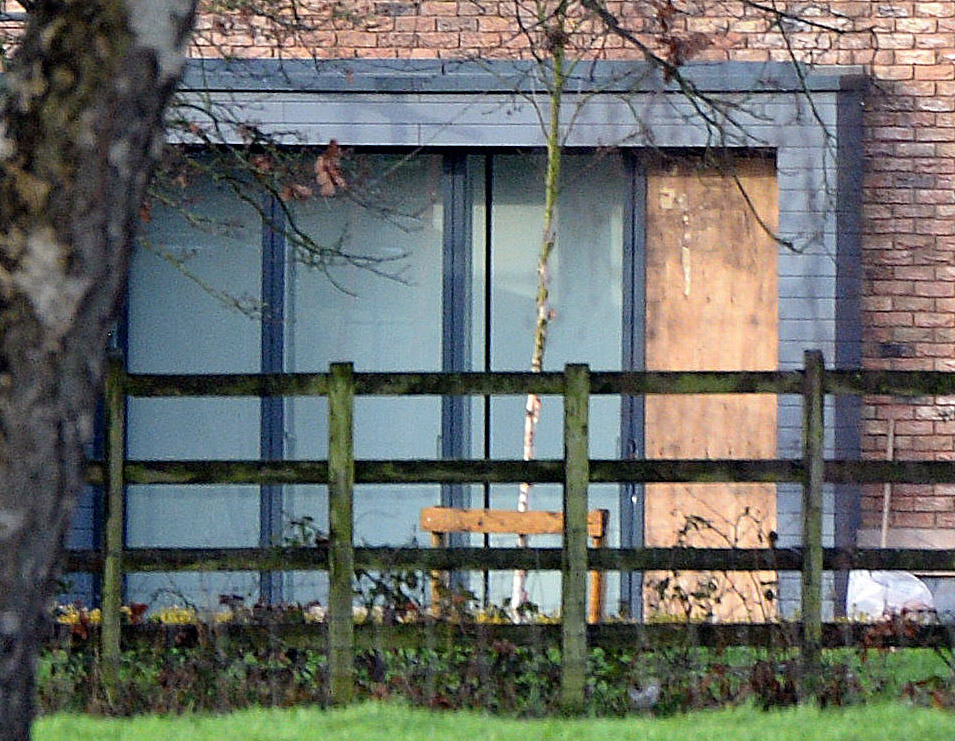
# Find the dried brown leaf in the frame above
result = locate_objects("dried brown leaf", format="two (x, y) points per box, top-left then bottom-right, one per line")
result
(315, 140), (347, 197)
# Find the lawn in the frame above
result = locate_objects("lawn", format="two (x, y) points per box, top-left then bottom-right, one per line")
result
(34, 701), (955, 741)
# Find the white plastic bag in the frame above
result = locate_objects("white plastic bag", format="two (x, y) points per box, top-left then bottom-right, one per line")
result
(846, 570), (934, 619)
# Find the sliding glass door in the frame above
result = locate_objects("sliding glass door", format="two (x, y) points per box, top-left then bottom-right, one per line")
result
(467, 152), (628, 613)
(125, 167), (263, 609)
(121, 148), (780, 621)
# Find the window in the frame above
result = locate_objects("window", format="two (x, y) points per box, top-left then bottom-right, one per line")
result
(118, 147), (805, 618)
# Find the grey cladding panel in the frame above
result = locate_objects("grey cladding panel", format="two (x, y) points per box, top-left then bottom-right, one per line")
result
(181, 59), (866, 94)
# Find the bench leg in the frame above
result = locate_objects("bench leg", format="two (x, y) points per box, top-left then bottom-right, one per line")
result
(588, 536), (604, 624)
(429, 531), (447, 616)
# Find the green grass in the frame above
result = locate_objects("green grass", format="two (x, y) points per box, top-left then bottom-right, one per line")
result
(34, 701), (955, 741)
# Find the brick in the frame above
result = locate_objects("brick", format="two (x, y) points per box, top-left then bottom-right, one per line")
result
(916, 34), (955, 49)
(915, 342), (955, 356)
(894, 266), (936, 280)
(915, 96), (955, 111)
(405, 47), (442, 58)
(336, 31), (378, 47)
(895, 49), (940, 65)
(872, 126), (916, 141)
(894, 495), (954, 512)
(871, 65), (915, 81)
(893, 141), (938, 157)
(477, 16), (514, 31)
(915, 282), (955, 297)
(892, 296), (938, 314)
(455, 1), (489, 15)
(895, 204), (938, 217)
(891, 315), (935, 331)
(903, 81), (940, 96)
(377, 32), (418, 46)
(895, 420), (936, 434)
(418, 1), (458, 14)
(416, 31), (460, 48)
(896, 17), (939, 32)
(919, 3), (955, 17)
(915, 435), (955, 450)
(877, 4), (913, 18)
(917, 219), (955, 235)
(915, 312), (955, 327)
(915, 64), (955, 79)
(871, 280), (916, 295)
(459, 31), (501, 47)
(892, 512), (937, 527)
(361, 47), (400, 58)
(870, 311), (915, 326)
(436, 17), (478, 31)
(863, 295), (895, 311)
(394, 17), (437, 31)
(935, 80), (955, 96)
(876, 32), (916, 49)
(727, 49), (770, 61)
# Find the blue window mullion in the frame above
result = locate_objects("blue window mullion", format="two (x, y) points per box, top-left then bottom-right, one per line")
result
(260, 193), (286, 604)
(441, 153), (473, 545)
(620, 151), (646, 619)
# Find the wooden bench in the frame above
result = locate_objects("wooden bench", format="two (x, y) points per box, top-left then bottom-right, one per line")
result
(420, 506), (609, 623)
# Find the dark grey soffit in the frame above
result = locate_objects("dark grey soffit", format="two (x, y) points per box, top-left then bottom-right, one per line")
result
(180, 58), (866, 95)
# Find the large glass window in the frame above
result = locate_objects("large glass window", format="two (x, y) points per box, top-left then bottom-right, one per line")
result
(121, 149), (632, 615)
(281, 153), (445, 602)
(469, 152), (627, 612)
(126, 167), (263, 609)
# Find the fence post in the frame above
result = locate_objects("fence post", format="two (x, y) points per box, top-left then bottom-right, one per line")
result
(102, 352), (126, 694)
(328, 362), (355, 705)
(561, 363), (589, 713)
(801, 350), (825, 698)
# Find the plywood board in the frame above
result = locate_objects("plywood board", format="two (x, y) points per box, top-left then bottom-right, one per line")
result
(644, 156), (779, 622)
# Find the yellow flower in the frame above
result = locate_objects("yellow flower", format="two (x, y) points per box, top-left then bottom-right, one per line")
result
(154, 606), (199, 625)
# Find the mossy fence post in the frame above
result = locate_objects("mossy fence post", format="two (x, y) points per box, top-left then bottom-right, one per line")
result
(561, 363), (589, 713)
(328, 362), (355, 705)
(102, 352), (126, 694)
(801, 350), (825, 699)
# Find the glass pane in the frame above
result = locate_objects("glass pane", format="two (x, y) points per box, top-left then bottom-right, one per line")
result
(129, 169), (262, 375)
(284, 153), (443, 574)
(127, 166), (262, 462)
(126, 166), (264, 609)
(472, 152), (627, 614)
(490, 152), (624, 373)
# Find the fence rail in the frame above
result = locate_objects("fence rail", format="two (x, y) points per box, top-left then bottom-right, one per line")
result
(71, 350), (955, 708)
(64, 546), (955, 574)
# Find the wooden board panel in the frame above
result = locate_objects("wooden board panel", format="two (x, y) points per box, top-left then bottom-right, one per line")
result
(644, 156), (778, 622)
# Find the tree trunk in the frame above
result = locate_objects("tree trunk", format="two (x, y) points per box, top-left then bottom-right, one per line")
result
(511, 24), (566, 618)
(0, 3), (196, 738)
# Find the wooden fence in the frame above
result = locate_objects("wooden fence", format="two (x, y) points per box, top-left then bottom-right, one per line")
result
(67, 349), (955, 710)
